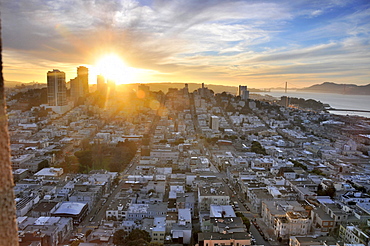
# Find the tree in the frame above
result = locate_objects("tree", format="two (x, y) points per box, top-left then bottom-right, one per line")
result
(74, 150), (93, 173)
(242, 216), (251, 231)
(0, 21), (19, 245)
(317, 184), (336, 198)
(125, 238), (150, 246)
(85, 229), (92, 238)
(250, 141), (267, 155)
(123, 229), (151, 245)
(148, 242), (163, 246)
(236, 212), (250, 231)
(290, 159), (307, 171)
(70, 239), (83, 246)
(113, 229), (126, 246)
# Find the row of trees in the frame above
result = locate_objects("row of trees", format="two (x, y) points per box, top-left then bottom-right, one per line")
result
(235, 212), (251, 231)
(250, 141), (267, 155)
(65, 139), (137, 173)
(113, 229), (163, 246)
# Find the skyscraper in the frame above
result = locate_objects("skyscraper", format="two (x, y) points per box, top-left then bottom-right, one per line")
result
(71, 66), (89, 101)
(97, 74), (106, 92)
(47, 69), (67, 106)
(210, 116), (220, 131)
(238, 85), (249, 101)
(77, 66), (89, 95)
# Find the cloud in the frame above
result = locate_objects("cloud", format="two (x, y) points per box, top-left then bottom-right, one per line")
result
(2, 0), (370, 87)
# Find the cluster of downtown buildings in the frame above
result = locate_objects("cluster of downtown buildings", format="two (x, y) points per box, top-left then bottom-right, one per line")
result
(4, 76), (370, 246)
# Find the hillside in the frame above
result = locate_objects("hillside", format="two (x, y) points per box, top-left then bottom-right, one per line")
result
(135, 82), (238, 95)
(115, 82), (239, 95)
(4, 80), (25, 88)
(299, 82), (370, 95)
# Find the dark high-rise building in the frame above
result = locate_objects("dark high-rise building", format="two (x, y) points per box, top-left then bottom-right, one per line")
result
(47, 69), (67, 106)
(238, 85), (249, 100)
(71, 66), (89, 101)
(77, 66), (89, 95)
(97, 74), (106, 92)
(70, 77), (79, 100)
(280, 96), (289, 107)
(141, 134), (150, 156)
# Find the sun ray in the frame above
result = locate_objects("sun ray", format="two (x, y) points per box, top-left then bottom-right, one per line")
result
(95, 54), (133, 84)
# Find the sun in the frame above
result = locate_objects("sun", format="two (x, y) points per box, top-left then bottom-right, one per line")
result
(95, 54), (133, 84)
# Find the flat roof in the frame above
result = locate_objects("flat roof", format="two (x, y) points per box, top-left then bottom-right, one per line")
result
(53, 202), (87, 215)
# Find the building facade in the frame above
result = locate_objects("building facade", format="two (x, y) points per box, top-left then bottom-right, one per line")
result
(47, 69), (67, 106)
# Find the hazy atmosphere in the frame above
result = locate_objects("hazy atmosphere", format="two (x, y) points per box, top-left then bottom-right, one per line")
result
(2, 0), (370, 88)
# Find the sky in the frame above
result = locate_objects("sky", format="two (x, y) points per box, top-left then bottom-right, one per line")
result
(2, 0), (370, 88)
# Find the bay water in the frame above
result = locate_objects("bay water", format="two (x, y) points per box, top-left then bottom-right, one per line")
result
(254, 90), (370, 118)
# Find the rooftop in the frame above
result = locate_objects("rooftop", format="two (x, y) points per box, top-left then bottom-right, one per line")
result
(53, 202), (87, 215)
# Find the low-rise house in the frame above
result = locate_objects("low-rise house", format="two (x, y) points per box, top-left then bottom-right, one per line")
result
(126, 203), (167, 221)
(321, 203), (349, 227)
(275, 211), (312, 240)
(31, 201), (59, 217)
(176, 193), (196, 216)
(106, 199), (127, 220)
(261, 200), (305, 230)
(151, 217), (166, 244)
(311, 207), (335, 235)
(121, 220), (140, 233)
(247, 188), (273, 214)
(197, 232), (251, 246)
(34, 167), (63, 178)
(52, 202), (89, 224)
(289, 236), (338, 246)
(13, 168), (30, 182)
(198, 185), (229, 211)
(16, 195), (40, 217)
(18, 216), (73, 246)
(341, 191), (370, 205)
(339, 224), (370, 245)
(171, 223), (192, 245)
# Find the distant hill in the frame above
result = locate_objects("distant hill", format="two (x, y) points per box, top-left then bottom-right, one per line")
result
(118, 82), (239, 95)
(123, 82), (267, 95)
(5, 80), (44, 88)
(8, 81), (264, 95)
(299, 82), (370, 95)
(4, 80), (25, 87)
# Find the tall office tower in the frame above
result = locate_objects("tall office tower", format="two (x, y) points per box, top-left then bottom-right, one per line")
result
(238, 85), (249, 100)
(210, 115), (220, 131)
(77, 66), (89, 95)
(70, 77), (79, 101)
(141, 134), (151, 156)
(280, 96), (289, 107)
(47, 69), (67, 106)
(71, 66), (89, 101)
(97, 74), (106, 92)
(107, 79), (116, 95)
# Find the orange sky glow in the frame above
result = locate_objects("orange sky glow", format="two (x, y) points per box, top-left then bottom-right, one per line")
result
(2, 1), (370, 89)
